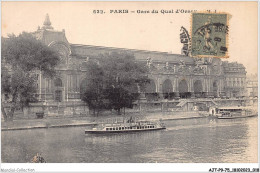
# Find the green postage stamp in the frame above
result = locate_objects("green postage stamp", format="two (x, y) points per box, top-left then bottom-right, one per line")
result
(191, 13), (229, 58)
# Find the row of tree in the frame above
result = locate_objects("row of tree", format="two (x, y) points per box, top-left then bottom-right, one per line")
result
(1, 32), (150, 121)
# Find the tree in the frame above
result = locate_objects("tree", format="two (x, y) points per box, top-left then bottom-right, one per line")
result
(100, 52), (148, 114)
(1, 32), (60, 121)
(81, 52), (150, 115)
(81, 61), (106, 116)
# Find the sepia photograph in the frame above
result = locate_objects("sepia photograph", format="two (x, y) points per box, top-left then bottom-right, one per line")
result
(1, 1), (259, 172)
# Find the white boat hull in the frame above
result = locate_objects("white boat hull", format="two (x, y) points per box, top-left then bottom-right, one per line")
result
(85, 127), (166, 134)
(217, 114), (257, 119)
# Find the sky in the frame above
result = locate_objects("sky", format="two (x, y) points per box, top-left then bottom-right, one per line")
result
(2, 1), (258, 75)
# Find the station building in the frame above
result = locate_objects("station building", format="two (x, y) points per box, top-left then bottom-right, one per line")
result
(27, 14), (247, 115)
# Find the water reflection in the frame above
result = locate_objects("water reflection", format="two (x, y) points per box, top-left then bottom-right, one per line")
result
(1, 117), (258, 163)
(85, 130), (162, 144)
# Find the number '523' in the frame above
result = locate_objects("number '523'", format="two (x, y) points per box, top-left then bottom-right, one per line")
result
(93, 10), (104, 14)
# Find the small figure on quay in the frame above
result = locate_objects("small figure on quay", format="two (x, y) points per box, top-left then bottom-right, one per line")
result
(127, 116), (134, 123)
(31, 153), (46, 163)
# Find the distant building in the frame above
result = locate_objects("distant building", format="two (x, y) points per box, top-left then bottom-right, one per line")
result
(22, 14), (248, 104)
(222, 61), (247, 98)
(246, 74), (258, 98)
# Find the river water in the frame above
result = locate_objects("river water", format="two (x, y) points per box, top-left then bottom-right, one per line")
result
(1, 117), (258, 163)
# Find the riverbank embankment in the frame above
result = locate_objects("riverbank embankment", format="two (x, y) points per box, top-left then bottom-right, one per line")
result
(1, 111), (208, 131)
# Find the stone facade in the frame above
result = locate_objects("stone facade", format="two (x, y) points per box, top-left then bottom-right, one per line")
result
(246, 74), (258, 98)
(222, 62), (247, 98)
(33, 15), (247, 104)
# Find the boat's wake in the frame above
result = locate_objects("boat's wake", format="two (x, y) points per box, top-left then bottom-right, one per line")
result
(165, 118), (257, 131)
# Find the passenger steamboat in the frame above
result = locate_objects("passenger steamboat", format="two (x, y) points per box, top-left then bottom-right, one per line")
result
(85, 117), (166, 134)
(209, 106), (258, 119)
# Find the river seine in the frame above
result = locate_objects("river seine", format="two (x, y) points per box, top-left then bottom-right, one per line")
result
(2, 117), (258, 163)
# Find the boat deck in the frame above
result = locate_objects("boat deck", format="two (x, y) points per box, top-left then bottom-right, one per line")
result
(85, 127), (166, 134)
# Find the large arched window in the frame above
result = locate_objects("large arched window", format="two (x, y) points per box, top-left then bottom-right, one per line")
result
(194, 80), (203, 97)
(179, 79), (188, 93)
(162, 79), (173, 99)
(50, 42), (71, 65)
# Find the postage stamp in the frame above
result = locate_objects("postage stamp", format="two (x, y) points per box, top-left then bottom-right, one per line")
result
(191, 13), (229, 58)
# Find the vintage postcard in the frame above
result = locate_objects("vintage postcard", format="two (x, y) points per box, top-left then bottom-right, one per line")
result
(1, 1), (258, 173)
